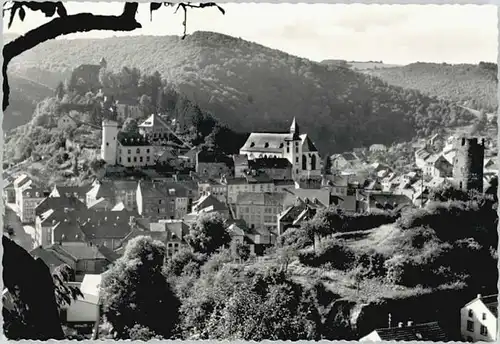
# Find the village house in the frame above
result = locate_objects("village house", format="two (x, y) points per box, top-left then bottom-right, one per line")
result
(227, 220), (274, 255)
(415, 148), (433, 170)
(235, 192), (288, 233)
(360, 192), (412, 213)
(233, 154), (249, 178)
(369, 144), (388, 153)
(60, 274), (102, 327)
(100, 119), (156, 167)
(460, 294), (498, 342)
(136, 181), (189, 221)
(423, 154), (453, 178)
(138, 113), (171, 139)
(224, 171), (276, 204)
(14, 174), (33, 211)
(278, 197), (325, 236)
(20, 187), (49, 223)
(86, 180), (138, 212)
(57, 113), (77, 129)
(192, 193), (230, 219)
(197, 178), (227, 203)
(360, 321), (448, 342)
(30, 243), (118, 282)
(239, 118), (322, 180)
(3, 180), (15, 203)
(195, 150), (234, 179)
(247, 157), (293, 180)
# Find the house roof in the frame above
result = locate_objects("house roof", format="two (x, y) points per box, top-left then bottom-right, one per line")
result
(52, 243), (117, 262)
(36, 195), (86, 218)
(415, 148), (432, 160)
(138, 181), (189, 198)
(13, 174), (31, 188)
(51, 185), (92, 198)
(283, 188), (331, 208)
(138, 113), (169, 129)
(371, 322), (448, 341)
(236, 192), (287, 205)
(465, 294), (498, 318)
(30, 246), (72, 270)
(193, 194), (228, 213)
(273, 179), (295, 187)
(367, 193), (412, 211)
(78, 210), (136, 239)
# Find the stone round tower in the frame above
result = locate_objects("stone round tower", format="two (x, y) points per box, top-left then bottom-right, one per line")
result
(452, 137), (485, 192)
(101, 119), (119, 165)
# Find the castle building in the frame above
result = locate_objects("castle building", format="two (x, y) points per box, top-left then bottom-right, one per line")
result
(239, 118), (322, 180)
(101, 119), (156, 167)
(452, 137), (485, 192)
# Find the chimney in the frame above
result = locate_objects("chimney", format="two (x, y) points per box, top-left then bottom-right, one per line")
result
(477, 294), (482, 299)
(388, 313), (392, 328)
(407, 321), (413, 327)
(398, 322), (404, 328)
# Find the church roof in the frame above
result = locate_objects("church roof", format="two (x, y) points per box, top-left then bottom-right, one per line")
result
(300, 134), (318, 152)
(240, 133), (290, 153)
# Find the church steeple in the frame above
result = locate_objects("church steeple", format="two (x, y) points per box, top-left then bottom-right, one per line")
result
(290, 117), (300, 136)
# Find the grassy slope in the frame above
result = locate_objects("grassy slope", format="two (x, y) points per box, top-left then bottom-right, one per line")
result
(9, 31), (473, 154)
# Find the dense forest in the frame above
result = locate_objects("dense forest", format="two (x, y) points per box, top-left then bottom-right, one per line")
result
(9, 31), (478, 153)
(369, 62), (498, 112)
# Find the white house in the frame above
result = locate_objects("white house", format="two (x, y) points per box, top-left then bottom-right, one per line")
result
(460, 294), (498, 342)
(239, 118), (322, 180)
(63, 274), (102, 324)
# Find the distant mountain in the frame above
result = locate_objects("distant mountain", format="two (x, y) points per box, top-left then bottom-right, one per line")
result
(7, 31), (474, 153)
(367, 62), (498, 113)
(321, 60), (401, 70)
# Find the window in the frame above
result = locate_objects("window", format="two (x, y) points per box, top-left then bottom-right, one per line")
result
(140, 157), (143, 162)
(482, 313), (487, 320)
(467, 320), (474, 332)
(146, 149), (150, 153)
(133, 157), (137, 162)
(136, 148), (140, 154)
(480, 325), (488, 336)
(295, 148), (299, 153)
(146, 156), (150, 162)
(127, 157), (131, 163)
(106, 142), (109, 146)
(128, 149), (131, 154)
(119, 157), (122, 163)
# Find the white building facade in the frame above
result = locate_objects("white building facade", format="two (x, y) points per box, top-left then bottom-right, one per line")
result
(460, 294), (498, 342)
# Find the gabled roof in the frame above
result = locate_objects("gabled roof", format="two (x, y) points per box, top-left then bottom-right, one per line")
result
(240, 133), (290, 153)
(138, 181), (189, 198)
(13, 174), (31, 188)
(192, 194), (228, 213)
(197, 150), (233, 165)
(78, 210), (136, 239)
(465, 294), (498, 318)
(36, 195), (86, 218)
(300, 134), (318, 153)
(138, 113), (169, 129)
(370, 322), (448, 341)
(51, 185), (92, 199)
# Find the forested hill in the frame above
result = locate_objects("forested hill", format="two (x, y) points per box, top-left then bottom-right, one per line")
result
(367, 62), (498, 113)
(10, 31), (474, 153)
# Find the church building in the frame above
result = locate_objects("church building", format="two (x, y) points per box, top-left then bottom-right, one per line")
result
(239, 118), (322, 180)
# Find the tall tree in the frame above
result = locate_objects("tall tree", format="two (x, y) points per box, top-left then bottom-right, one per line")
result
(100, 236), (180, 339)
(185, 212), (231, 255)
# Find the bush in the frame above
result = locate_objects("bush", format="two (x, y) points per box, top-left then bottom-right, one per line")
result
(277, 227), (312, 249)
(298, 239), (356, 271)
(355, 249), (387, 278)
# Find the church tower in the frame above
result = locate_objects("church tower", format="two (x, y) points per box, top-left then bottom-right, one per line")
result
(284, 117), (303, 180)
(101, 119), (119, 165)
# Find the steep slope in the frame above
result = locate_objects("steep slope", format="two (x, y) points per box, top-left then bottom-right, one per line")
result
(9, 31), (473, 153)
(368, 62), (497, 112)
(4, 74), (55, 131)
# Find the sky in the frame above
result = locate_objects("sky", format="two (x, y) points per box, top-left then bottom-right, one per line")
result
(3, 3), (497, 65)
